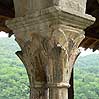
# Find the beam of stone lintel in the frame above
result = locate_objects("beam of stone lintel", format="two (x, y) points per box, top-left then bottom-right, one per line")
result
(6, 1), (95, 99)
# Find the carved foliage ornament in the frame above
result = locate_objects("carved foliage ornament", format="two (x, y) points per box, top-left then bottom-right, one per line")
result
(16, 25), (84, 87)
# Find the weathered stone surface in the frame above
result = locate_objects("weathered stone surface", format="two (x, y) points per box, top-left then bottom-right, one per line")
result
(6, 2), (94, 99)
(15, 24), (84, 99)
(14, 0), (88, 17)
(6, 6), (94, 33)
(14, 0), (28, 17)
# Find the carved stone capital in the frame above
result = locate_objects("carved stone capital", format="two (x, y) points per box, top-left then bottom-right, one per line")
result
(6, 5), (94, 99)
(14, 24), (84, 99)
(15, 24), (84, 85)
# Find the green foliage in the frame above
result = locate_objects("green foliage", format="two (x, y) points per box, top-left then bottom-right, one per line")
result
(74, 55), (99, 99)
(0, 37), (29, 99)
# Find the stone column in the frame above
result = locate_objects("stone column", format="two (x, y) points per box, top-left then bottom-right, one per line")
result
(6, 1), (94, 99)
(14, 24), (84, 99)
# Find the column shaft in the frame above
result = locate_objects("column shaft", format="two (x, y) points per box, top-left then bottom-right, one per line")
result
(49, 88), (68, 99)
